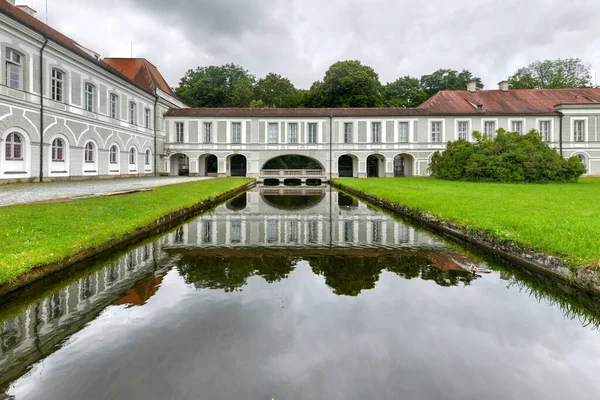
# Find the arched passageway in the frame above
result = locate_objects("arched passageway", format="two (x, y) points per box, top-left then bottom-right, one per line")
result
(338, 155), (355, 177)
(367, 154), (385, 177)
(262, 155), (323, 170)
(393, 154), (415, 177)
(230, 155), (247, 177)
(199, 154), (218, 176)
(170, 154), (190, 176)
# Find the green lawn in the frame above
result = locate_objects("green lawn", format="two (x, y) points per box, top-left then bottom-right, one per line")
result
(334, 177), (600, 268)
(0, 178), (252, 286)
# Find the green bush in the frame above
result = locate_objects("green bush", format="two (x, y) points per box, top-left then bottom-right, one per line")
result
(429, 129), (586, 183)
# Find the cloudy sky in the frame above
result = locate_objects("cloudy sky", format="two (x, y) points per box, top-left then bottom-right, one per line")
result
(25, 0), (600, 89)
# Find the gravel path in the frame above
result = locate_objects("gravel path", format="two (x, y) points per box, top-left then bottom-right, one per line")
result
(0, 177), (211, 206)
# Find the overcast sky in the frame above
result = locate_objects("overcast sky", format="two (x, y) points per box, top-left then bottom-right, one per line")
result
(26, 0), (600, 89)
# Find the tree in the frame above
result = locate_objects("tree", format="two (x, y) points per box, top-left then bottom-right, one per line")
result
(253, 73), (300, 108)
(384, 76), (427, 107)
(420, 69), (484, 98)
(174, 63), (255, 107)
(306, 60), (384, 107)
(508, 58), (592, 89)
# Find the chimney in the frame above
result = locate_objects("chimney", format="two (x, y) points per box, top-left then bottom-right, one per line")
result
(467, 81), (477, 93)
(16, 4), (37, 17)
(498, 80), (509, 92)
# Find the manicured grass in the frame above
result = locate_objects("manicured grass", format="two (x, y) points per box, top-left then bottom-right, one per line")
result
(0, 178), (252, 286)
(334, 177), (600, 268)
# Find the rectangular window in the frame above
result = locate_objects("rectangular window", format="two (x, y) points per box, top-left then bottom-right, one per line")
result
(268, 123), (278, 144)
(267, 220), (278, 243)
(308, 123), (318, 144)
(202, 221), (213, 243)
(344, 123), (353, 143)
(457, 121), (469, 140)
(288, 123), (298, 143)
(110, 94), (118, 119)
(398, 122), (409, 143)
(574, 120), (585, 142)
(484, 121), (496, 137)
(6, 49), (22, 90)
(372, 122), (381, 143)
(51, 69), (63, 102)
(175, 122), (184, 143)
(307, 220), (318, 243)
(431, 121), (441, 142)
(511, 120), (523, 134)
(129, 102), (137, 124)
(231, 220), (242, 243)
(287, 221), (298, 243)
(85, 83), (94, 112)
(145, 108), (151, 129)
(232, 122), (242, 143)
(539, 121), (550, 142)
(204, 122), (212, 143)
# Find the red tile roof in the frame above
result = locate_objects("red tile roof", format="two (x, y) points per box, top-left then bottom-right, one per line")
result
(418, 88), (600, 115)
(0, 1), (160, 97)
(166, 107), (426, 118)
(104, 58), (176, 97)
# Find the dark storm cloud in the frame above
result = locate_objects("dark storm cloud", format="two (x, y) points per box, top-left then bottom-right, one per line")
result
(43, 0), (600, 89)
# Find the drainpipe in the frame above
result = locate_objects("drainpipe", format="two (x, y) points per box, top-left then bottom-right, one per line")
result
(153, 89), (159, 176)
(329, 115), (333, 182)
(39, 37), (49, 182)
(558, 112), (564, 157)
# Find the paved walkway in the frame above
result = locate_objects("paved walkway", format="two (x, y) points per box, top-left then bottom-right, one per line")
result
(0, 177), (211, 206)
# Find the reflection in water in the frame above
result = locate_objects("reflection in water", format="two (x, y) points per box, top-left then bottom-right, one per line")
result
(2, 186), (600, 399)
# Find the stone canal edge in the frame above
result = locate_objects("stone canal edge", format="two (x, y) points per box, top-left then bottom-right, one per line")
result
(331, 181), (600, 296)
(0, 180), (257, 297)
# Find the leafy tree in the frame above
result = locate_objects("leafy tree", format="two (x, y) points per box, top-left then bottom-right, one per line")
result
(253, 73), (301, 108)
(508, 58), (592, 89)
(306, 60), (384, 107)
(420, 69), (484, 98)
(429, 129), (587, 183)
(383, 76), (427, 107)
(249, 99), (269, 108)
(174, 63), (255, 107)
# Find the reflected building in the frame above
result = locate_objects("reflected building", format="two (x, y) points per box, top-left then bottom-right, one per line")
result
(161, 187), (442, 249)
(0, 242), (172, 392)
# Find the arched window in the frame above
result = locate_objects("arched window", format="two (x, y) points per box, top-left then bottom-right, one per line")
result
(84, 142), (95, 163)
(145, 149), (151, 165)
(577, 154), (586, 164)
(5, 132), (23, 160)
(109, 145), (118, 164)
(129, 148), (136, 164)
(52, 138), (64, 161)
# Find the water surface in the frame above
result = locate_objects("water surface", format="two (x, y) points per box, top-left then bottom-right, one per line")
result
(1, 186), (600, 400)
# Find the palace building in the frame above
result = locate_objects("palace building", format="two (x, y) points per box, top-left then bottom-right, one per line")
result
(1, 0), (599, 183)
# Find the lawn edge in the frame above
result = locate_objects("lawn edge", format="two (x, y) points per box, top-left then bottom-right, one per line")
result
(331, 179), (600, 295)
(0, 179), (256, 296)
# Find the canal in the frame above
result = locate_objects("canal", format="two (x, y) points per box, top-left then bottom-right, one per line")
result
(1, 186), (600, 399)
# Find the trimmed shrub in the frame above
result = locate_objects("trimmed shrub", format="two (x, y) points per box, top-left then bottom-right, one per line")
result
(429, 129), (586, 183)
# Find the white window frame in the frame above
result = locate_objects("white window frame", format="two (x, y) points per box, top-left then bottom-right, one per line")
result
(129, 101), (137, 125)
(308, 122), (318, 144)
(455, 119), (470, 141)
(5, 48), (23, 90)
(482, 119), (498, 138)
(129, 147), (137, 165)
(4, 132), (24, 160)
(268, 122), (278, 144)
(145, 149), (151, 166)
(109, 145), (119, 164)
(429, 119), (445, 143)
(84, 142), (95, 163)
(571, 118), (587, 143)
(288, 122), (298, 144)
(231, 122), (242, 144)
(371, 122), (381, 143)
(344, 122), (353, 144)
(175, 122), (185, 143)
(51, 138), (65, 161)
(509, 119), (525, 134)
(84, 83), (95, 112)
(204, 122), (212, 143)
(110, 93), (118, 119)
(51, 68), (64, 102)
(144, 108), (151, 129)
(537, 119), (553, 142)
(398, 121), (409, 143)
